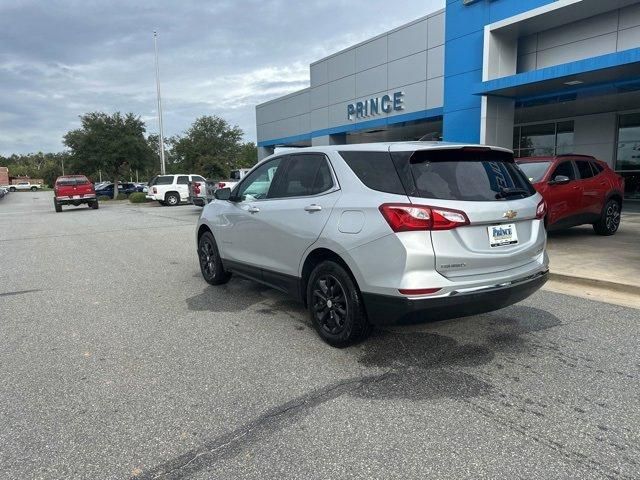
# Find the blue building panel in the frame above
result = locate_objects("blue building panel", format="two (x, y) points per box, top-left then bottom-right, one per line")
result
(443, 0), (556, 144)
(477, 47), (640, 97)
(443, 30), (485, 78)
(258, 108), (444, 147)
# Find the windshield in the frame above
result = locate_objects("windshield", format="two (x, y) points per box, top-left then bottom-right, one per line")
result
(517, 161), (552, 183)
(391, 148), (535, 201)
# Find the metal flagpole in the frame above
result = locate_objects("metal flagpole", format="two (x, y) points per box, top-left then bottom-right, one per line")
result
(154, 31), (166, 175)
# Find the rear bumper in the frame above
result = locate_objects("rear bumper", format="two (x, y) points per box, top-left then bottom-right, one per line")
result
(362, 270), (548, 326)
(192, 197), (206, 207)
(55, 195), (96, 205)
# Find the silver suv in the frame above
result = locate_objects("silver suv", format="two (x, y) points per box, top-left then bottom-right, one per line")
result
(196, 143), (549, 347)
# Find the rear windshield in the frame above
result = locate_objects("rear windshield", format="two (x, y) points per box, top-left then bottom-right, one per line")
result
(517, 161), (552, 183)
(56, 176), (89, 186)
(392, 148), (535, 201)
(149, 175), (174, 186)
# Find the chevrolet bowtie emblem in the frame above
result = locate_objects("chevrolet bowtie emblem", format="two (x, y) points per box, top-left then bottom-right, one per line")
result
(503, 210), (518, 220)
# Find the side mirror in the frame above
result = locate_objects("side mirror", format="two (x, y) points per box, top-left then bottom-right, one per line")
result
(549, 175), (570, 185)
(214, 187), (231, 200)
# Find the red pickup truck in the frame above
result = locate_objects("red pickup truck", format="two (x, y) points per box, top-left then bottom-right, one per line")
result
(53, 175), (99, 212)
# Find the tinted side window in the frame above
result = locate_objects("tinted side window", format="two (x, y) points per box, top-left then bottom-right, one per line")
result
(177, 176), (189, 184)
(339, 151), (406, 195)
(236, 158), (282, 201)
(273, 155), (334, 198)
(576, 160), (595, 179)
(152, 176), (174, 186)
(591, 161), (604, 174)
(552, 161), (576, 180)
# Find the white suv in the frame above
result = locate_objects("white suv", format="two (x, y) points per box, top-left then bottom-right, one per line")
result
(147, 174), (207, 206)
(196, 143), (549, 347)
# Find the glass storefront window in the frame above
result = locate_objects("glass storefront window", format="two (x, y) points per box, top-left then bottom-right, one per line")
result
(616, 113), (640, 199)
(513, 121), (574, 158)
(556, 121), (575, 155)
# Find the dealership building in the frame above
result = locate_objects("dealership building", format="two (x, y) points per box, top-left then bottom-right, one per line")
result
(256, 0), (640, 198)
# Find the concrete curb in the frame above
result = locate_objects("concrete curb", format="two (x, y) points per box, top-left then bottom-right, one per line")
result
(548, 272), (640, 297)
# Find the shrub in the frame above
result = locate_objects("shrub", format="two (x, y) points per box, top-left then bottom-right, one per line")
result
(116, 193), (128, 200)
(97, 195), (111, 201)
(129, 192), (148, 203)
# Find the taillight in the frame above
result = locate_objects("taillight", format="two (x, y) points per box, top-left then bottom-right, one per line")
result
(379, 204), (469, 232)
(152, 187), (157, 194)
(536, 199), (546, 219)
(194, 182), (201, 195)
(218, 182), (226, 188)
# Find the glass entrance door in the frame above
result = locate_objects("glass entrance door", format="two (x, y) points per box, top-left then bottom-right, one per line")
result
(616, 113), (640, 199)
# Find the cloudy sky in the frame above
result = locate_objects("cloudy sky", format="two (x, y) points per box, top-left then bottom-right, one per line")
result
(0, 0), (444, 155)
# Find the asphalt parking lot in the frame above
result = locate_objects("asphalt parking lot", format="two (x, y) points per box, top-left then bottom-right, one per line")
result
(1, 191), (639, 479)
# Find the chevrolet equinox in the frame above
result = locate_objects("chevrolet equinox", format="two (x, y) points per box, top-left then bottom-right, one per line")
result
(196, 143), (549, 347)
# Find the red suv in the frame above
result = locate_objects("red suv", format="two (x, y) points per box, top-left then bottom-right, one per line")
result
(516, 155), (624, 235)
(53, 175), (99, 212)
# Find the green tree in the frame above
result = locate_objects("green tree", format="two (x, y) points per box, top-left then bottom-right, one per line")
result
(63, 112), (154, 198)
(238, 142), (258, 168)
(171, 115), (245, 179)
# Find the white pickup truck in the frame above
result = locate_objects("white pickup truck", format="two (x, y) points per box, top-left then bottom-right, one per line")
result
(9, 181), (42, 192)
(203, 168), (252, 204)
(215, 168), (252, 192)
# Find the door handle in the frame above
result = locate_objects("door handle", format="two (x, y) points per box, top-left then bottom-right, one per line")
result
(304, 204), (322, 212)
(248, 206), (260, 214)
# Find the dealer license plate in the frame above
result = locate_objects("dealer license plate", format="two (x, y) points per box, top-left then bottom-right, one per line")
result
(73, 195), (81, 199)
(488, 223), (518, 247)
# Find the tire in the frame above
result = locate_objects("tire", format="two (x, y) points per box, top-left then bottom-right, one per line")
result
(9, 187), (15, 192)
(54, 200), (62, 213)
(90, 201), (99, 210)
(593, 199), (621, 236)
(198, 231), (231, 285)
(307, 260), (371, 347)
(31, 186), (37, 191)
(165, 192), (180, 206)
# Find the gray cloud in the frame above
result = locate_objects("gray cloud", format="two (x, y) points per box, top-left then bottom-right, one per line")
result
(0, 0), (444, 154)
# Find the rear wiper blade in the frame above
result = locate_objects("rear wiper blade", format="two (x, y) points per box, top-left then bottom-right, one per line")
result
(495, 188), (529, 199)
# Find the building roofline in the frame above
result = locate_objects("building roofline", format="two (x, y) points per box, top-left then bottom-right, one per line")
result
(255, 7), (445, 110)
(310, 8), (445, 67)
(256, 87), (310, 109)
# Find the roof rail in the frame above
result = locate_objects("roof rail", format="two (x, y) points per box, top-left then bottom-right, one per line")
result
(556, 153), (595, 159)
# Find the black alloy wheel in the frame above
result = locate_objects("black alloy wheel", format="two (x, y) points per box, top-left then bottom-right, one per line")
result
(198, 231), (231, 285)
(307, 260), (371, 347)
(312, 274), (349, 336)
(593, 199), (621, 235)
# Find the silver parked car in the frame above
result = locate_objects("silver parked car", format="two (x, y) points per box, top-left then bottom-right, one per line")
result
(196, 142), (549, 347)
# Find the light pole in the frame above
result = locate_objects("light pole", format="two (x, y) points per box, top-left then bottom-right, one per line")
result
(153, 31), (166, 175)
